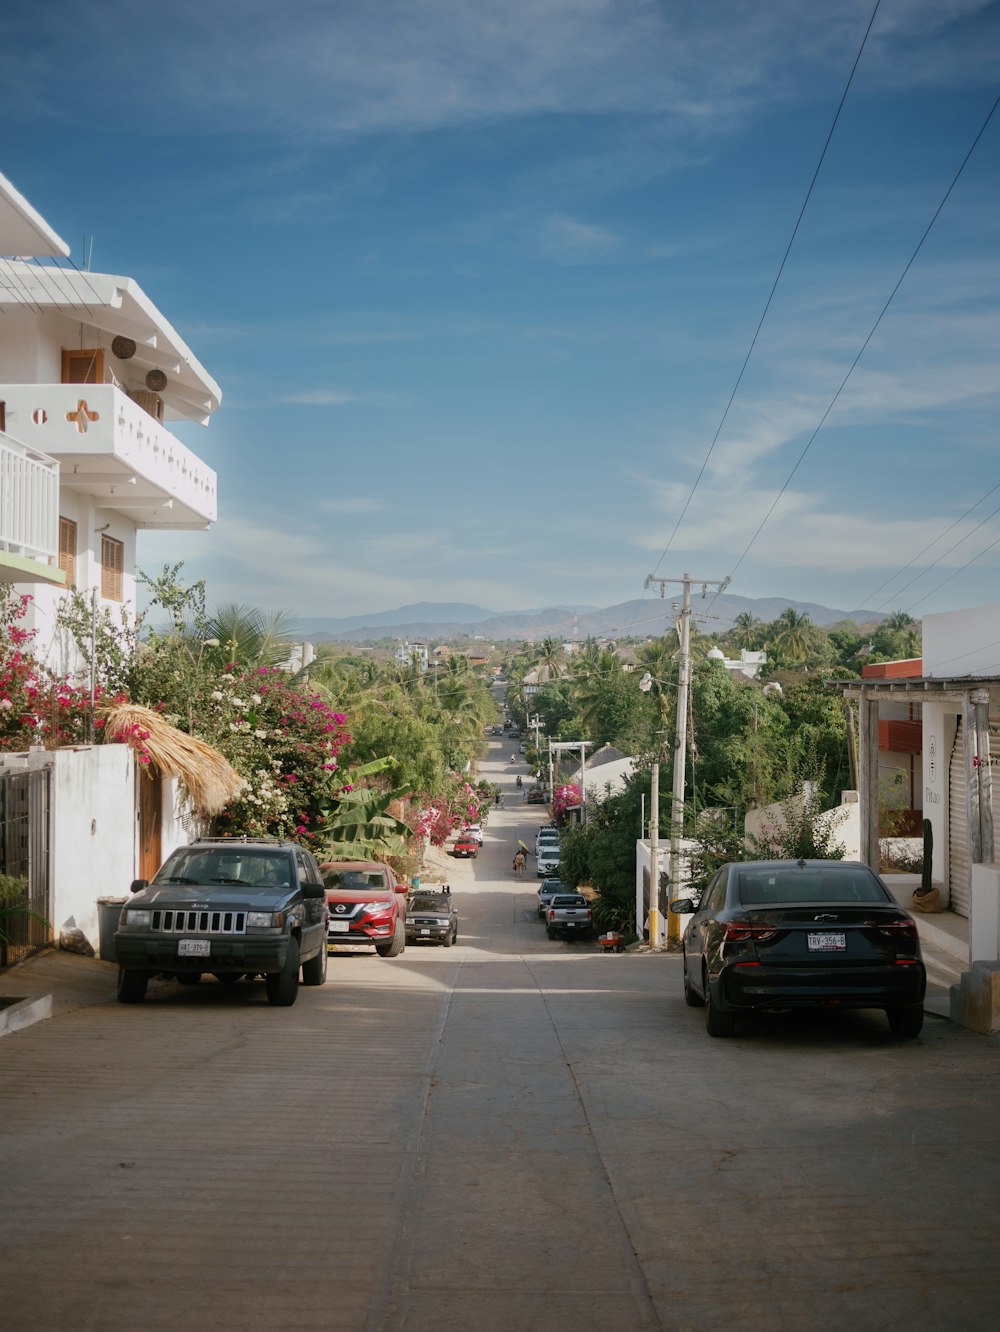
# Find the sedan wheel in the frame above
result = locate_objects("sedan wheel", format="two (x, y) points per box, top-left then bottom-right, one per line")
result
(886, 1004), (923, 1039)
(704, 973), (736, 1037)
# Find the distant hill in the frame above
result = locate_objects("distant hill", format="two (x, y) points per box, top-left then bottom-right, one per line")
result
(293, 596), (881, 644)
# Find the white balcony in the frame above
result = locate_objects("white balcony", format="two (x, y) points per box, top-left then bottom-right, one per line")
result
(0, 383), (217, 529)
(0, 431), (64, 584)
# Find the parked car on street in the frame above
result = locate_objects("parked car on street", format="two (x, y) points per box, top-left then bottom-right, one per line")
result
(670, 858), (927, 1039)
(526, 787), (546, 804)
(321, 860), (407, 957)
(537, 878), (566, 917)
(114, 837), (330, 1006)
(462, 824), (484, 845)
(452, 835), (479, 859)
(546, 894), (594, 940)
(536, 846), (561, 877)
(405, 888), (459, 947)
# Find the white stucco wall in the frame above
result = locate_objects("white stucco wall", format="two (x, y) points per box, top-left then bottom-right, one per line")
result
(920, 700), (952, 895)
(970, 863), (1000, 963)
(923, 603), (1000, 678)
(50, 744), (137, 951)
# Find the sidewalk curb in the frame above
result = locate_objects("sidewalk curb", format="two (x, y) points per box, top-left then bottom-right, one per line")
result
(0, 993), (53, 1038)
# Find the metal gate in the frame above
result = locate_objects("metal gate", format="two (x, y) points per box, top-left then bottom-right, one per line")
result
(0, 767), (52, 970)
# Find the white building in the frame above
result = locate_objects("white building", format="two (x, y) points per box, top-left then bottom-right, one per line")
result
(706, 646), (767, 679)
(844, 604), (1000, 1032)
(0, 174), (223, 956)
(394, 641), (429, 671)
(0, 172), (220, 678)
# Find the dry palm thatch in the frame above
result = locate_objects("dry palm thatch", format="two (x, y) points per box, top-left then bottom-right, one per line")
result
(102, 703), (245, 816)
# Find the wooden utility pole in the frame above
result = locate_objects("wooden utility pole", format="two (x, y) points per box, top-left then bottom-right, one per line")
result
(645, 571), (730, 939)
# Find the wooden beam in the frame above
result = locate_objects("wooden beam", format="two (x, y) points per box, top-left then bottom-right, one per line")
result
(859, 694), (880, 871)
(964, 694), (982, 865)
(974, 688), (994, 865)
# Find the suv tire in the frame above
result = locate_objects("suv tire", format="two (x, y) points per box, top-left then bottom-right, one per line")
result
(376, 919), (405, 958)
(301, 940), (328, 986)
(117, 968), (148, 1005)
(265, 936), (300, 1007)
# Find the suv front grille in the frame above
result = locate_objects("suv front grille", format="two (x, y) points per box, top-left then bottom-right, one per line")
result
(153, 909), (247, 935)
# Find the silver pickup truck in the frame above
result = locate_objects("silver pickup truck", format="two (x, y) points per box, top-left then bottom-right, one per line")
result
(545, 893), (594, 940)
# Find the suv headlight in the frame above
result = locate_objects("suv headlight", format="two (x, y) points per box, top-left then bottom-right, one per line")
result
(247, 910), (279, 928)
(124, 909), (152, 927)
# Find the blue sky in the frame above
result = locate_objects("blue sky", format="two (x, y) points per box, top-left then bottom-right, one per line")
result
(3, 0), (999, 622)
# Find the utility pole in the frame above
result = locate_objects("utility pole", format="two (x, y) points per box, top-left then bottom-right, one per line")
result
(647, 761), (661, 945)
(645, 571), (729, 939)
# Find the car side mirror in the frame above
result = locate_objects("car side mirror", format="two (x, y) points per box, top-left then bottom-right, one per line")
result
(669, 898), (696, 914)
(130, 878), (148, 894)
(301, 881), (327, 900)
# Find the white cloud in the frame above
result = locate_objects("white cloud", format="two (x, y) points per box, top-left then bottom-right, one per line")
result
(9, 1), (995, 145)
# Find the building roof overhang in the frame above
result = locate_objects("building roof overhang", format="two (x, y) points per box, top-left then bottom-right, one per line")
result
(835, 675), (1000, 703)
(0, 262), (221, 424)
(0, 174), (70, 258)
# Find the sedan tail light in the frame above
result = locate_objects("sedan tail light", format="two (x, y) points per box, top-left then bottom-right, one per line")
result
(865, 918), (918, 939)
(723, 921), (777, 943)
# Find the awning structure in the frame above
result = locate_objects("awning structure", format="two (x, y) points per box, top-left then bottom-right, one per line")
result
(102, 704), (244, 816)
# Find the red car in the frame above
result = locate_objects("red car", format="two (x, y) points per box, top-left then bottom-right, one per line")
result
(321, 860), (407, 956)
(452, 836), (479, 859)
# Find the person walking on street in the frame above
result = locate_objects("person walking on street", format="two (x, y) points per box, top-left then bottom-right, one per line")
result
(512, 849), (526, 879)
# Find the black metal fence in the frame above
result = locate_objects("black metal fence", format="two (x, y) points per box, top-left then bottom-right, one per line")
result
(0, 767), (52, 971)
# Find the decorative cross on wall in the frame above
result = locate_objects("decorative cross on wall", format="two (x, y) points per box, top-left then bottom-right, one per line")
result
(66, 399), (99, 434)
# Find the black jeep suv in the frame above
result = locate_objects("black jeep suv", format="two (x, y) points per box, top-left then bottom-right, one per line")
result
(114, 837), (329, 1007)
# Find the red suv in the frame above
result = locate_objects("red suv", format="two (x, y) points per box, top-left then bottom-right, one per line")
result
(452, 836), (479, 859)
(321, 860), (406, 957)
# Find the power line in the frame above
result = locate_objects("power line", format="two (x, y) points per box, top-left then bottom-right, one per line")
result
(905, 527), (1000, 615)
(647, 0), (883, 581)
(869, 493), (1000, 612)
(853, 478), (1000, 613)
(710, 86), (1000, 606)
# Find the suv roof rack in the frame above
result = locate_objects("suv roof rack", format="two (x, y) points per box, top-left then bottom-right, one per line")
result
(190, 835), (290, 845)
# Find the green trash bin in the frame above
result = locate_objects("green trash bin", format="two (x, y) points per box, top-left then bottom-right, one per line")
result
(97, 897), (127, 963)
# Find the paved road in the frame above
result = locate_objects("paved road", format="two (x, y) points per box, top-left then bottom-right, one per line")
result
(2, 738), (1000, 1331)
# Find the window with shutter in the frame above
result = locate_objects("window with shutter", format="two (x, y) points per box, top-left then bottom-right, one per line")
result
(101, 535), (124, 602)
(58, 517), (77, 587)
(62, 348), (106, 384)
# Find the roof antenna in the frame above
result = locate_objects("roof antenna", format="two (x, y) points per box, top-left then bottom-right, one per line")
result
(82, 234), (94, 271)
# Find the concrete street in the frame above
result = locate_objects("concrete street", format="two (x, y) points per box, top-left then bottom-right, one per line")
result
(2, 737), (999, 1331)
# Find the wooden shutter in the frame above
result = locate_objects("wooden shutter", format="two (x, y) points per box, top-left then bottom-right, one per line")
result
(61, 348), (105, 384)
(58, 517), (77, 587)
(101, 535), (124, 602)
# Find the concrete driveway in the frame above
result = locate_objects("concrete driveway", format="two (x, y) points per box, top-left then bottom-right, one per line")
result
(1, 738), (999, 1331)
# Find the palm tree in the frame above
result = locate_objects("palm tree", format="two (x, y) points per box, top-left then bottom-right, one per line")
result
(204, 604), (295, 670)
(731, 611), (758, 649)
(771, 608), (814, 665)
(534, 636), (566, 678)
(572, 646), (622, 730)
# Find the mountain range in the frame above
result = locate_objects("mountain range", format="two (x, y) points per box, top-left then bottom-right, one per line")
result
(293, 596), (881, 644)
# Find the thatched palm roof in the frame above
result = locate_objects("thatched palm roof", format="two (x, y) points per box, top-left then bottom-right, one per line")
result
(102, 704), (245, 816)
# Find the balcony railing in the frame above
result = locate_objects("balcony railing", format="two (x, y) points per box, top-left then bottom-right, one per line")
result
(0, 383), (216, 528)
(0, 430), (59, 562)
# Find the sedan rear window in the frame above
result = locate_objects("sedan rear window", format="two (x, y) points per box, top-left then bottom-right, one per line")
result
(738, 868), (889, 905)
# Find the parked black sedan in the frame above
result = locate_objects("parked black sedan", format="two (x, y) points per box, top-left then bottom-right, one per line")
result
(670, 859), (926, 1039)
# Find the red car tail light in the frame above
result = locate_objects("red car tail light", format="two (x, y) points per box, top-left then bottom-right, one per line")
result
(723, 921), (777, 943)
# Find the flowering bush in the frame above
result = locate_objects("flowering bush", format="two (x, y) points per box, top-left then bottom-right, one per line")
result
(0, 590), (93, 750)
(553, 783), (582, 824)
(415, 772), (494, 845)
(182, 666), (350, 840)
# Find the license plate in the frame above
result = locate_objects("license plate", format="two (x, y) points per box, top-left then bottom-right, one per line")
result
(807, 932), (846, 951)
(329, 920), (350, 933)
(178, 938), (210, 958)
(421, 928), (431, 935)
